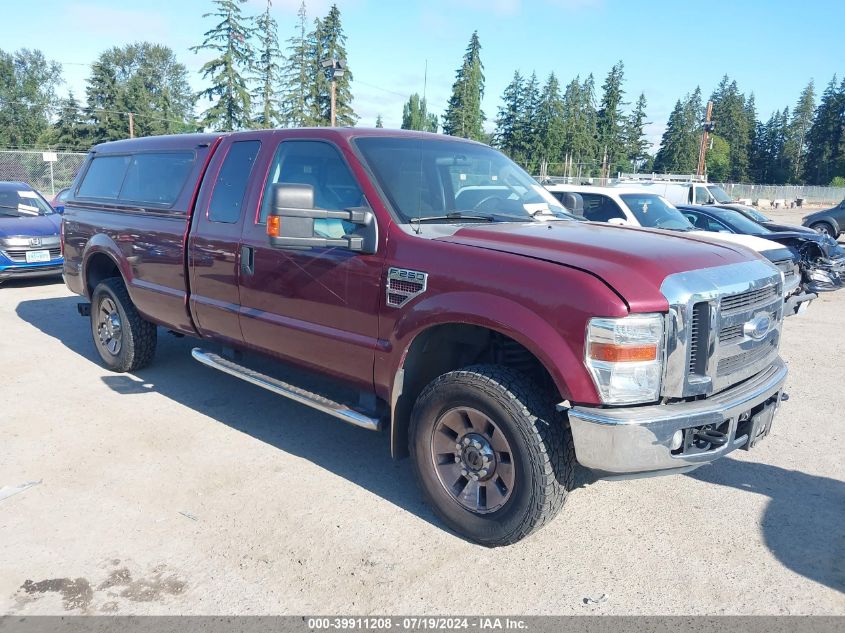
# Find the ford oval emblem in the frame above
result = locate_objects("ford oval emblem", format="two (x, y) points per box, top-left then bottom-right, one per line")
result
(743, 314), (772, 341)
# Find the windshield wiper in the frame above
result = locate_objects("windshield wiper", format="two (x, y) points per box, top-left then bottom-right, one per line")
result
(410, 212), (495, 224)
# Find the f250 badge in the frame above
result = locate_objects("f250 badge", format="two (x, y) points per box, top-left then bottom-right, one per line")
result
(386, 267), (428, 308)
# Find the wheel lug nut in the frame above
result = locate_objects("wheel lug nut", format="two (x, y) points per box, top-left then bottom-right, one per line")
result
(455, 443), (462, 451)
(472, 440), (482, 449)
(478, 469), (488, 478)
(463, 438), (471, 446)
(471, 474), (479, 481)
(454, 455), (461, 462)
(460, 469), (468, 477)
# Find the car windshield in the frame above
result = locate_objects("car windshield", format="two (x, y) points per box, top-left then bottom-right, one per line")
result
(0, 186), (55, 217)
(713, 208), (770, 234)
(743, 207), (771, 223)
(618, 193), (693, 230)
(706, 185), (733, 204)
(354, 137), (573, 223)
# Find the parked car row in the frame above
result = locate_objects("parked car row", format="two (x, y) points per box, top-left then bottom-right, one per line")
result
(545, 183), (845, 315)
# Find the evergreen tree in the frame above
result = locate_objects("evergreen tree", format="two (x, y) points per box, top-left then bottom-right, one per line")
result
(493, 70), (525, 159)
(624, 93), (650, 172)
(401, 93), (438, 132)
(48, 91), (86, 150)
(0, 48), (63, 147)
(784, 80), (816, 181)
(85, 57), (124, 142)
(707, 135), (731, 182)
(558, 75), (598, 177)
(803, 76), (845, 185)
(312, 4), (356, 127)
(519, 72), (541, 170)
(710, 76), (751, 181)
(252, 0), (283, 128)
(535, 72), (565, 177)
(191, 0), (255, 131)
(653, 88), (702, 173)
(442, 31), (485, 141)
(375, 114), (383, 128)
(596, 60), (626, 175)
(280, 0), (310, 126)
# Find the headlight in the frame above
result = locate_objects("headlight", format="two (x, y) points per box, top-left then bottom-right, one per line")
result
(585, 314), (664, 405)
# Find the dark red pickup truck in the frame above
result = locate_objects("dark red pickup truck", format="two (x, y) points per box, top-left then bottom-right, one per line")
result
(62, 128), (788, 545)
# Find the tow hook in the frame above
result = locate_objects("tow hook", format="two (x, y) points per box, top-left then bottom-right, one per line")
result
(77, 302), (91, 317)
(780, 392), (790, 402)
(693, 427), (729, 447)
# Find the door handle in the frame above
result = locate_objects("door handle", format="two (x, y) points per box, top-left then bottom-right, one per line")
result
(240, 245), (255, 276)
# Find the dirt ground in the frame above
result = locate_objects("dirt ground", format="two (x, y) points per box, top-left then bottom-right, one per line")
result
(0, 209), (843, 615)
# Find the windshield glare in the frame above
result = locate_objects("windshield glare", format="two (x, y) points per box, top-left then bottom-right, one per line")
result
(744, 208), (770, 223)
(716, 208), (770, 234)
(619, 193), (693, 230)
(706, 185), (733, 204)
(355, 137), (571, 222)
(0, 187), (55, 217)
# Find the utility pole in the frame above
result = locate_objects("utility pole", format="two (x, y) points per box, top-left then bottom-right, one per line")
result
(128, 112), (135, 139)
(321, 58), (346, 127)
(697, 100), (715, 177)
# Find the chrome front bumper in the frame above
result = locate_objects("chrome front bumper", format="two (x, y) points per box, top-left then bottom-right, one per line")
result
(565, 358), (788, 476)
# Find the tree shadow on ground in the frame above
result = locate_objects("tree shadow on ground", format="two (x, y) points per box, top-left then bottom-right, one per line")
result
(688, 458), (845, 593)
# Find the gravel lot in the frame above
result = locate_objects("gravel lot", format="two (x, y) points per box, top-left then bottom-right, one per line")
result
(1, 209), (843, 615)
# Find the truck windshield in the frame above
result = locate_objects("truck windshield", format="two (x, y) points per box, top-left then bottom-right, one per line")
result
(0, 186), (55, 217)
(619, 193), (693, 230)
(706, 185), (733, 203)
(354, 137), (572, 223)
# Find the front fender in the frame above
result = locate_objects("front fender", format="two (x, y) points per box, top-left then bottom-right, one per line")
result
(383, 290), (601, 405)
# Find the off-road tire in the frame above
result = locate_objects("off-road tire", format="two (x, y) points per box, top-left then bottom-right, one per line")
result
(409, 365), (575, 546)
(90, 277), (157, 372)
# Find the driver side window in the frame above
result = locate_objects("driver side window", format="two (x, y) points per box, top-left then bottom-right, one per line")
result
(694, 187), (711, 204)
(259, 141), (367, 238)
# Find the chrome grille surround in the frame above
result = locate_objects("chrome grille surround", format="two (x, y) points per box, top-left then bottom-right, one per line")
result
(661, 259), (784, 399)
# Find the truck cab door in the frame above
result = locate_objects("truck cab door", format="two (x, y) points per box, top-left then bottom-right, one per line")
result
(237, 139), (384, 391)
(188, 137), (264, 346)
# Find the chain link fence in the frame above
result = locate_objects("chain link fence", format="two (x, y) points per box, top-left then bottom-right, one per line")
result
(0, 150), (87, 197)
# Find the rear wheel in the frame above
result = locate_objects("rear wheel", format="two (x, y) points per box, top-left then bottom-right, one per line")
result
(409, 365), (574, 546)
(810, 221), (838, 239)
(90, 277), (157, 372)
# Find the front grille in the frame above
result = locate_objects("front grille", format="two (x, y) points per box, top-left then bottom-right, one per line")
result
(717, 335), (779, 376)
(688, 302), (708, 375)
(720, 285), (780, 314)
(719, 306), (779, 343)
(3, 248), (62, 263)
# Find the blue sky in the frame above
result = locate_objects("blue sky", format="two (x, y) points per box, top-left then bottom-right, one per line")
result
(3, 0), (843, 148)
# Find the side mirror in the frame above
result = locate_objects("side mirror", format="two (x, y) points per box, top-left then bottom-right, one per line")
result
(267, 183), (377, 254)
(607, 217), (630, 226)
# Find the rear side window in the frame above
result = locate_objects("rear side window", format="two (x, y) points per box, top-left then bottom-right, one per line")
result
(78, 155), (131, 199)
(209, 141), (261, 223)
(119, 153), (195, 206)
(77, 152), (196, 208)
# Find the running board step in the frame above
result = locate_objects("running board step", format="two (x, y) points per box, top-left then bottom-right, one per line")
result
(191, 348), (381, 432)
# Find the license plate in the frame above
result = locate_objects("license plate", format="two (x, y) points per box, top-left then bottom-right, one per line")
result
(744, 403), (776, 450)
(25, 249), (51, 263)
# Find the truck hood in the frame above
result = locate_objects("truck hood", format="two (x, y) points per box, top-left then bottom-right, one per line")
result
(438, 222), (755, 313)
(0, 214), (61, 238)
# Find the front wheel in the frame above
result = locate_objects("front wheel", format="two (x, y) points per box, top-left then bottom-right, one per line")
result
(409, 365), (574, 546)
(91, 277), (157, 372)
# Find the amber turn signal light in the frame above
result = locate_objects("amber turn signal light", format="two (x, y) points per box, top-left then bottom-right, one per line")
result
(267, 216), (280, 237)
(589, 342), (658, 363)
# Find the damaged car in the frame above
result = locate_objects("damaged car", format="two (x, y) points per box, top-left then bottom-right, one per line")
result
(678, 204), (845, 306)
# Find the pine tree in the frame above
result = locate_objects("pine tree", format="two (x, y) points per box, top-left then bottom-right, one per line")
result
(49, 91), (86, 150)
(710, 77), (751, 181)
(624, 93), (650, 172)
(280, 0), (310, 126)
(519, 72), (541, 171)
(252, 0), (283, 128)
(191, 0), (255, 131)
(803, 76), (845, 185)
(559, 75), (598, 177)
(312, 4), (356, 127)
(375, 114), (383, 128)
(784, 80), (816, 181)
(653, 88), (702, 173)
(442, 31), (485, 140)
(85, 57), (125, 143)
(493, 71), (525, 160)
(535, 72), (565, 177)
(401, 93), (438, 132)
(596, 60), (626, 176)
